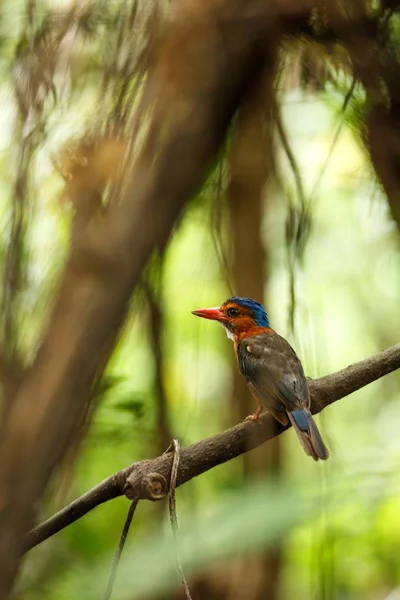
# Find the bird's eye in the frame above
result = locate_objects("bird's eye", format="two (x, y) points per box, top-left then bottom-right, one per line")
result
(227, 307), (239, 318)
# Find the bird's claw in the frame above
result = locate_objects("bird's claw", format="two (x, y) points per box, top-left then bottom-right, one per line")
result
(244, 406), (263, 425)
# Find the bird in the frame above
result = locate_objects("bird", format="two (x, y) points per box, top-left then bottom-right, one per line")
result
(192, 296), (328, 461)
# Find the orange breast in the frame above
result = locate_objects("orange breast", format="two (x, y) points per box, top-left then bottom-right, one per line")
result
(233, 325), (272, 355)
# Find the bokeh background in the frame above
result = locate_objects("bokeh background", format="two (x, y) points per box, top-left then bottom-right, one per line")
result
(2, 1), (400, 599)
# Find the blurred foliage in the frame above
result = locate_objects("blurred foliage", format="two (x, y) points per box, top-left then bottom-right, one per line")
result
(0, 1), (400, 600)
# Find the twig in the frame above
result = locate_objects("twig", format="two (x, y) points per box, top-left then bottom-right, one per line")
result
(274, 100), (307, 211)
(169, 439), (192, 600)
(309, 77), (357, 201)
(103, 498), (139, 600)
(274, 99), (308, 333)
(23, 342), (400, 554)
(142, 262), (172, 455)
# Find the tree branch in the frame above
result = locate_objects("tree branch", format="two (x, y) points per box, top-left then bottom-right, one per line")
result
(23, 342), (400, 554)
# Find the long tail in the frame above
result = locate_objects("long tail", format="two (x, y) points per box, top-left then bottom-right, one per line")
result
(287, 409), (329, 461)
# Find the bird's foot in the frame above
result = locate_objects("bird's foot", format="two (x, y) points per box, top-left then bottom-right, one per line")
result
(245, 405), (263, 424)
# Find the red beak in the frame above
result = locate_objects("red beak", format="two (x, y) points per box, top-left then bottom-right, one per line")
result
(191, 307), (224, 321)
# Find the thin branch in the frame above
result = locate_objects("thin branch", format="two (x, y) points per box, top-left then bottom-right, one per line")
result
(103, 497), (139, 600)
(309, 77), (357, 201)
(274, 100), (307, 211)
(143, 261), (172, 455)
(274, 99), (308, 334)
(23, 342), (400, 554)
(169, 439), (192, 600)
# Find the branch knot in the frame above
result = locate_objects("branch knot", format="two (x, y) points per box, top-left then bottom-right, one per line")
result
(125, 471), (169, 501)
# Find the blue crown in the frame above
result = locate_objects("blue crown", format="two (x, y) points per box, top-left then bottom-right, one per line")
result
(227, 296), (270, 327)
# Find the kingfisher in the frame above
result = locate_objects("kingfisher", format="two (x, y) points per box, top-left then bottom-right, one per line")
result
(192, 296), (328, 461)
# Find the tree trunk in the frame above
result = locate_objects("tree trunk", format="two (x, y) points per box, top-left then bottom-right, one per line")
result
(0, 2), (273, 595)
